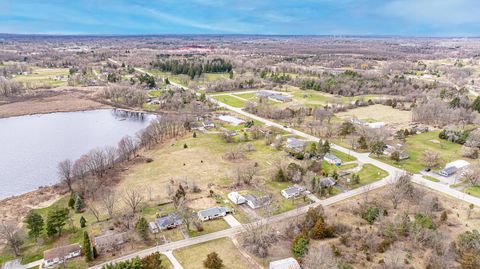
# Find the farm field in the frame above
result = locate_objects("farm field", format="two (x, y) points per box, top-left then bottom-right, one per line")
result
(335, 104), (412, 125)
(173, 238), (252, 269)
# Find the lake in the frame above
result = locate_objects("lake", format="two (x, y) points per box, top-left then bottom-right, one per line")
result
(0, 109), (156, 199)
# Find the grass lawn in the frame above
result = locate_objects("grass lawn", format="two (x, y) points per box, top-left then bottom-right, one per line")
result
(211, 95), (246, 108)
(375, 131), (465, 173)
(465, 185), (480, 198)
(331, 149), (357, 162)
(234, 92), (257, 100)
(173, 238), (252, 269)
(348, 164), (388, 188)
(188, 219), (230, 237)
(423, 175), (440, 182)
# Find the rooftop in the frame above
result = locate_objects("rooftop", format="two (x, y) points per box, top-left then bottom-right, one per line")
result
(44, 243), (81, 260)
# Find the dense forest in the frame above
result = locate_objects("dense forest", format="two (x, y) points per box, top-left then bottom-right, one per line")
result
(151, 58), (232, 79)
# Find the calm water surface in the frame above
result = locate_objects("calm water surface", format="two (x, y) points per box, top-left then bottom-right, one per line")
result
(0, 109), (155, 199)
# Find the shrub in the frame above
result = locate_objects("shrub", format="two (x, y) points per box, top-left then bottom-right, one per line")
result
(292, 234), (309, 258)
(203, 252), (223, 269)
(415, 214), (436, 230)
(362, 207), (381, 224)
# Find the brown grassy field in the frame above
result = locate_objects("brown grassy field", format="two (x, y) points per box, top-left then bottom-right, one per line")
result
(335, 104), (412, 125)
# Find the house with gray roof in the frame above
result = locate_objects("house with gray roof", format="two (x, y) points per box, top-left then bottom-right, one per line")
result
(320, 177), (336, 187)
(197, 206), (231, 221)
(286, 137), (306, 152)
(244, 194), (270, 209)
(269, 257), (300, 269)
(281, 185), (305, 199)
(324, 153), (342, 166)
(149, 213), (183, 233)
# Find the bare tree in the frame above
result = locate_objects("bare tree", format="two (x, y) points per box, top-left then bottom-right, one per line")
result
(100, 189), (118, 219)
(420, 150), (442, 170)
(58, 159), (74, 192)
(303, 244), (337, 269)
(88, 202), (101, 222)
(463, 163), (480, 186)
(104, 146), (117, 169)
(123, 188), (144, 214)
(241, 221), (278, 258)
(0, 221), (23, 256)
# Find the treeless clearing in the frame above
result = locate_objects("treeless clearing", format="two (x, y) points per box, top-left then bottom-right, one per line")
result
(336, 104), (412, 125)
(0, 87), (107, 118)
(173, 237), (254, 269)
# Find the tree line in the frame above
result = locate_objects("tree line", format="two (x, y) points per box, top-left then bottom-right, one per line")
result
(151, 58), (233, 79)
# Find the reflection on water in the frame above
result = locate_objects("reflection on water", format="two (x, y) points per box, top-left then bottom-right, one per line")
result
(0, 109), (156, 199)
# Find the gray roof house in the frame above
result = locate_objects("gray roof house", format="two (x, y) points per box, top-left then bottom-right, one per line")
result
(320, 177), (336, 187)
(286, 137), (306, 152)
(197, 207), (231, 221)
(439, 166), (457, 177)
(323, 153), (342, 166)
(281, 185), (305, 199)
(42, 243), (81, 268)
(244, 194), (270, 209)
(149, 213), (184, 233)
(94, 232), (129, 253)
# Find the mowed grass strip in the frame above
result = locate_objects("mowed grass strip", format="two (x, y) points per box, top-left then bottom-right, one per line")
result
(212, 95), (247, 108)
(173, 238), (252, 269)
(349, 164), (388, 188)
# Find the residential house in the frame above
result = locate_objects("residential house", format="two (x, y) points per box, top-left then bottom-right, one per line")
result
(319, 177), (336, 188)
(244, 194), (270, 209)
(286, 137), (306, 152)
(197, 207), (231, 221)
(228, 192), (247, 205)
(439, 160), (470, 177)
(383, 145), (409, 160)
(42, 243), (81, 268)
(93, 232), (129, 253)
(324, 153), (342, 166)
(217, 115), (245, 126)
(439, 166), (457, 177)
(149, 213), (184, 233)
(269, 257), (301, 269)
(202, 121), (215, 129)
(281, 185), (305, 199)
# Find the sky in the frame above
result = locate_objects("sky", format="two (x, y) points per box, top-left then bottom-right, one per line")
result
(0, 0), (479, 36)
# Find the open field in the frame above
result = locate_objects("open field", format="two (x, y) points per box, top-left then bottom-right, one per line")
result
(173, 238), (253, 269)
(348, 163), (388, 187)
(335, 104), (412, 125)
(375, 130), (466, 173)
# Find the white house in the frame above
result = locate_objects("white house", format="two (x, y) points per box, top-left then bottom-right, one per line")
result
(42, 243), (81, 268)
(228, 192), (247, 205)
(285, 137), (306, 152)
(269, 257), (301, 269)
(217, 115), (245, 126)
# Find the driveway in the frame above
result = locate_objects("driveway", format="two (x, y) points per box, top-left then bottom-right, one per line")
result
(224, 214), (242, 227)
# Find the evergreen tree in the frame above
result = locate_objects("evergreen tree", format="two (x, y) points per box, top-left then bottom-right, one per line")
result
(136, 217), (149, 242)
(92, 246), (98, 259)
(449, 96), (461, 108)
(275, 169), (286, 182)
(203, 252), (224, 269)
(74, 194), (83, 213)
(68, 196), (75, 208)
(83, 231), (93, 262)
(471, 96), (480, 112)
(80, 216), (87, 228)
(358, 136), (368, 150)
(46, 208), (69, 237)
(24, 211), (44, 241)
(292, 234), (309, 258)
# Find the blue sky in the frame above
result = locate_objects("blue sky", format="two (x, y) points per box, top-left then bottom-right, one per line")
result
(1, 0), (479, 36)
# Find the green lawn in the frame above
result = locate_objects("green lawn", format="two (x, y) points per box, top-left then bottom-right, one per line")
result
(331, 149), (357, 162)
(423, 175), (440, 182)
(211, 95), (246, 108)
(188, 219), (230, 237)
(374, 131), (465, 173)
(465, 185), (480, 198)
(173, 238), (252, 269)
(349, 164), (388, 188)
(233, 92), (257, 100)
(12, 67), (69, 86)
